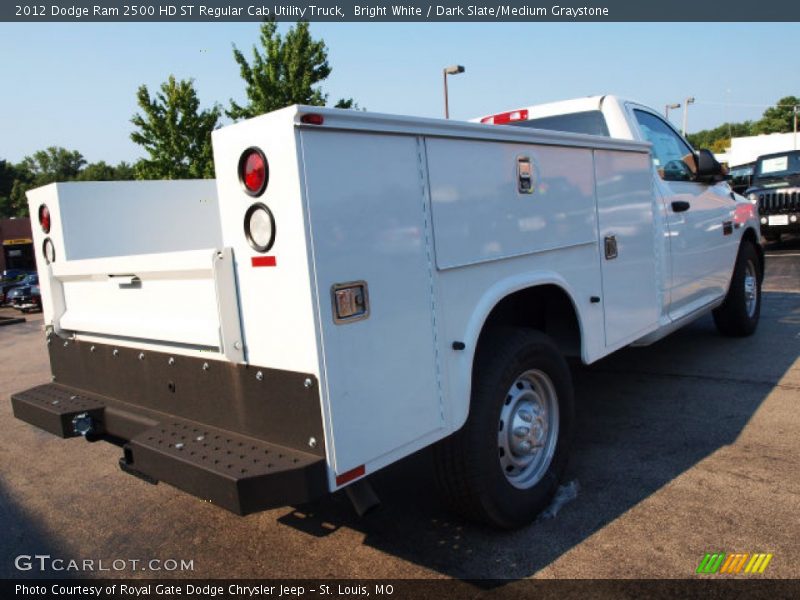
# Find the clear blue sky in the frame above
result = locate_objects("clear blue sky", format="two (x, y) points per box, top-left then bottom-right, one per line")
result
(0, 22), (797, 165)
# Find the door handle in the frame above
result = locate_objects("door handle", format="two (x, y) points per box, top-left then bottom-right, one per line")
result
(671, 200), (691, 213)
(604, 235), (618, 260)
(108, 274), (141, 288)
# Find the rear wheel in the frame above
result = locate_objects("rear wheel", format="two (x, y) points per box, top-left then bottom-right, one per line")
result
(434, 329), (574, 529)
(713, 241), (761, 337)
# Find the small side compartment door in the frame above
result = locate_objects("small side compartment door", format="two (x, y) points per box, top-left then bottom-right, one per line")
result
(300, 130), (443, 476)
(594, 149), (660, 347)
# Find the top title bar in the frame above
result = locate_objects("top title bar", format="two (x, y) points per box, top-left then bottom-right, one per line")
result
(3, 1), (799, 22)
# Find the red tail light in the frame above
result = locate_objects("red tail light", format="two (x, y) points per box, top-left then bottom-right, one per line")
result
(300, 114), (324, 125)
(480, 109), (529, 125)
(38, 204), (51, 234)
(734, 203), (756, 225)
(239, 148), (268, 196)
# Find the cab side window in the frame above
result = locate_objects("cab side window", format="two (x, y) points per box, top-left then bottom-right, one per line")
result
(634, 109), (696, 182)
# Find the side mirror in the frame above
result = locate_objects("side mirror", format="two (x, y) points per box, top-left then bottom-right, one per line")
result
(694, 149), (725, 183)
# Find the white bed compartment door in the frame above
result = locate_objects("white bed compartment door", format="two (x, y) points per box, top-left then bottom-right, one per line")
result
(301, 130), (442, 475)
(594, 150), (660, 346)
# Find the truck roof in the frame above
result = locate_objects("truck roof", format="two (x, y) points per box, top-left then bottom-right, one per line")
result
(755, 149), (800, 161)
(473, 95), (606, 123)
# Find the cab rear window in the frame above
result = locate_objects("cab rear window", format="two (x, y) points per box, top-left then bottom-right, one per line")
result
(511, 110), (610, 137)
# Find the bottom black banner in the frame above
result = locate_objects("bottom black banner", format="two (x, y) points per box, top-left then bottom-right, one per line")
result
(3, 579), (800, 600)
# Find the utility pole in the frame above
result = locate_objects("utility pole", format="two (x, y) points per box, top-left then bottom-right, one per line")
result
(665, 102), (681, 121)
(443, 65), (465, 119)
(794, 105), (798, 150)
(682, 97), (695, 136)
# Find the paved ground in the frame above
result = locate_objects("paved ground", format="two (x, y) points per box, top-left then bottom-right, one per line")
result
(1, 236), (798, 582)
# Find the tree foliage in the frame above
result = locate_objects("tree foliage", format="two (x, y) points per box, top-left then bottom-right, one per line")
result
(130, 75), (220, 179)
(0, 150), (135, 218)
(228, 20), (355, 120)
(752, 95), (800, 135)
(687, 96), (800, 154)
(20, 147), (86, 182)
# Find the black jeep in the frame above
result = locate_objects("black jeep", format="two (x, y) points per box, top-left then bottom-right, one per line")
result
(746, 150), (800, 243)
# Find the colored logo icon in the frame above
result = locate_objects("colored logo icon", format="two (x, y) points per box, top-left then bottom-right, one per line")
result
(696, 552), (773, 574)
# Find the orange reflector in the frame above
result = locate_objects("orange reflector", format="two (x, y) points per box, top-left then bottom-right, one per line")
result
(251, 256), (277, 267)
(336, 465), (365, 486)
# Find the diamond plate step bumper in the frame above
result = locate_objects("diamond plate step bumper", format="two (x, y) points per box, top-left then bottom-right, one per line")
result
(11, 383), (327, 515)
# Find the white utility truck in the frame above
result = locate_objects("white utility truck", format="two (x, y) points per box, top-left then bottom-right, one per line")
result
(13, 96), (763, 528)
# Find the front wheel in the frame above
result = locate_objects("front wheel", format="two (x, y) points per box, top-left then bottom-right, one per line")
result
(713, 241), (762, 337)
(433, 329), (574, 529)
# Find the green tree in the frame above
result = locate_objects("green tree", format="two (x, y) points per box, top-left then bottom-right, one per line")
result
(687, 122), (754, 151)
(75, 161), (117, 181)
(3, 147), (86, 217)
(752, 95), (800, 135)
(112, 161), (136, 180)
(20, 147), (86, 181)
(76, 161), (135, 181)
(228, 20), (355, 120)
(0, 153), (135, 218)
(0, 160), (20, 217)
(130, 75), (220, 179)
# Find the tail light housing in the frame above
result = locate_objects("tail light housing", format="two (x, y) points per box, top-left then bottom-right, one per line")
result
(480, 109), (529, 125)
(244, 203), (276, 253)
(42, 238), (56, 264)
(239, 148), (268, 196)
(38, 204), (51, 233)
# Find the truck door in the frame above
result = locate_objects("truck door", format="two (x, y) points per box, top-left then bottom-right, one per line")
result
(629, 107), (736, 320)
(299, 130), (443, 476)
(594, 150), (660, 347)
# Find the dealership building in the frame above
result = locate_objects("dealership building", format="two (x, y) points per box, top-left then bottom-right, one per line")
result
(717, 131), (799, 167)
(0, 217), (34, 273)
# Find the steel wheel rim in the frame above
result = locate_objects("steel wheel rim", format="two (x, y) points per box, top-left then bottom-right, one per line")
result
(744, 260), (758, 318)
(498, 369), (559, 489)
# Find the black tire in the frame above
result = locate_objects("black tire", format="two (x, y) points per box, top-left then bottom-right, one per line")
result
(713, 241), (761, 337)
(433, 328), (574, 529)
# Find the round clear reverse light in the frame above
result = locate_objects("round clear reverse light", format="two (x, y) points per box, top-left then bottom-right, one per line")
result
(244, 203), (275, 253)
(43, 238), (56, 264)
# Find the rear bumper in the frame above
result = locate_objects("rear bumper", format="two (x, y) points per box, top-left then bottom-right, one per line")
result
(11, 337), (329, 515)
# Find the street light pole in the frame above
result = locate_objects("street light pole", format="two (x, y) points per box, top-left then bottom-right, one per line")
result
(665, 102), (681, 120)
(443, 65), (465, 119)
(682, 96), (695, 136)
(794, 105), (798, 150)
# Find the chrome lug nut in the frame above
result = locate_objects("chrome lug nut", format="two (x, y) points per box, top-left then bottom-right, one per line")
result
(513, 426), (530, 438)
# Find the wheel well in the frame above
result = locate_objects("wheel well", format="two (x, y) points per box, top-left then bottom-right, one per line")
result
(742, 227), (765, 282)
(476, 285), (582, 363)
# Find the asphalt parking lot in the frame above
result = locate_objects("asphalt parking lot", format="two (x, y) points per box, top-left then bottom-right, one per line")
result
(1, 237), (799, 582)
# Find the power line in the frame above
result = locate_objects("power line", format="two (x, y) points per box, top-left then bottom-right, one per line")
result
(693, 100), (799, 109)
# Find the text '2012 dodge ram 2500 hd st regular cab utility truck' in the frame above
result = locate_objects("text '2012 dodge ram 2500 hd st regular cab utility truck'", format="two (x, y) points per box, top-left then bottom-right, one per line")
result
(13, 95), (763, 529)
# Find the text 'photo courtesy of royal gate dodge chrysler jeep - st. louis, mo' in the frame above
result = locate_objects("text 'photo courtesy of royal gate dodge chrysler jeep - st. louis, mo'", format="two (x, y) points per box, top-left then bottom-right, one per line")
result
(12, 95), (763, 529)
